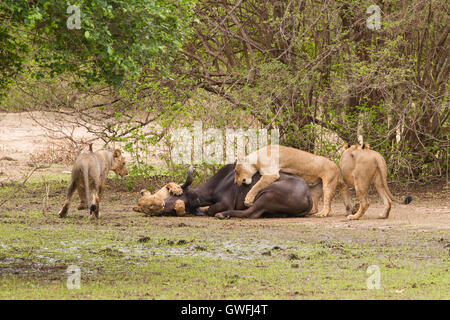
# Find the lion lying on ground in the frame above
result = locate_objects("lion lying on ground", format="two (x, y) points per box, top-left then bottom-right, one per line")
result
(340, 143), (412, 220)
(58, 146), (128, 219)
(133, 183), (186, 216)
(234, 145), (345, 217)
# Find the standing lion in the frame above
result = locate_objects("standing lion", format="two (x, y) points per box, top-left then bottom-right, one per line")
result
(340, 143), (412, 220)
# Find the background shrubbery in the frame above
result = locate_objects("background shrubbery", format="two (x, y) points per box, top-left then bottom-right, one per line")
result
(0, 0), (448, 186)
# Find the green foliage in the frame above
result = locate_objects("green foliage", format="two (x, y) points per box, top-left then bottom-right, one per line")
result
(1, 0), (447, 185)
(0, 0), (195, 92)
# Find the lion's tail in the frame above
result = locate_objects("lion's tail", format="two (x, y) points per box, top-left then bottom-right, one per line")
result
(375, 156), (412, 205)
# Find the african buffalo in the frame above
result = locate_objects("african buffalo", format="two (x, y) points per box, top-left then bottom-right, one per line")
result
(161, 163), (312, 219)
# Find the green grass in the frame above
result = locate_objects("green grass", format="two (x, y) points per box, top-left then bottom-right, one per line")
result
(0, 178), (448, 299)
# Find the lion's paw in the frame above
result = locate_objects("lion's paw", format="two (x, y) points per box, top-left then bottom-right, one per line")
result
(77, 203), (87, 210)
(166, 182), (183, 196)
(244, 195), (254, 207)
(316, 210), (329, 217)
(174, 200), (185, 216)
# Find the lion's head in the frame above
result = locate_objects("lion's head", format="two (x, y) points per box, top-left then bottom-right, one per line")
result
(234, 153), (257, 185)
(110, 149), (128, 177)
(133, 189), (165, 216)
(342, 142), (370, 156)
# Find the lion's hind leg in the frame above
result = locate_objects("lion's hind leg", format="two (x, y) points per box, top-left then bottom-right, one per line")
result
(347, 174), (371, 220)
(308, 182), (323, 215)
(76, 184), (87, 210)
(373, 173), (392, 219)
(89, 180), (101, 219)
(316, 174), (339, 217)
(59, 179), (77, 218)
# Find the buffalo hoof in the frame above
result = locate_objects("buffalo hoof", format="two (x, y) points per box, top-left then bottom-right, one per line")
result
(215, 213), (230, 220)
(215, 213), (225, 219)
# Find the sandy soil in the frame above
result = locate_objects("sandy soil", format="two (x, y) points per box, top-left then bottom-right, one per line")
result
(0, 112), (101, 161)
(0, 112), (165, 182)
(90, 192), (450, 232)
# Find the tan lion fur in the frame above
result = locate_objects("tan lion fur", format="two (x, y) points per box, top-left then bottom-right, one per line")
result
(234, 145), (345, 217)
(133, 182), (184, 216)
(58, 148), (128, 219)
(339, 143), (411, 220)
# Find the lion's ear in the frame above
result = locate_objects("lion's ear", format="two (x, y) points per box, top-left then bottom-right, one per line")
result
(113, 149), (122, 158)
(343, 143), (349, 149)
(237, 152), (244, 162)
(362, 143), (370, 150)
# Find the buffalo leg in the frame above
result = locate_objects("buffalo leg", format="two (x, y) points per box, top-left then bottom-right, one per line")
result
(244, 173), (280, 207)
(207, 201), (232, 216)
(194, 208), (207, 216)
(215, 205), (265, 219)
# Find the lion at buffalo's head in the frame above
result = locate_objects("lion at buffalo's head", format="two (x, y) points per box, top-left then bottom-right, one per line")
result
(133, 182), (185, 216)
(133, 167), (196, 216)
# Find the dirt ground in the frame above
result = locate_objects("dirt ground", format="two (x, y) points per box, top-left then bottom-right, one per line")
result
(0, 112), (163, 183)
(0, 111), (448, 299)
(0, 177), (448, 299)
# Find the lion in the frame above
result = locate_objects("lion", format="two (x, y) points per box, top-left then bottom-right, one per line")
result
(58, 147), (128, 219)
(133, 183), (186, 216)
(340, 143), (412, 220)
(234, 145), (345, 217)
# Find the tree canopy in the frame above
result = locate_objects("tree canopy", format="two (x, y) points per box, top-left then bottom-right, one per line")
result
(0, 0), (194, 91)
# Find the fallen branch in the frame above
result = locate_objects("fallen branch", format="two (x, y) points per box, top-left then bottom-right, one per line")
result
(21, 165), (51, 186)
